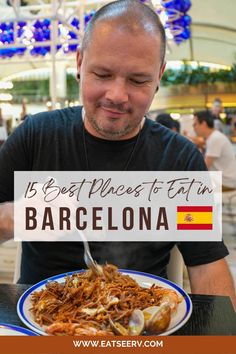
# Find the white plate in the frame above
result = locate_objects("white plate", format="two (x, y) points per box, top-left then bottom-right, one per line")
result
(17, 269), (192, 336)
(0, 323), (37, 336)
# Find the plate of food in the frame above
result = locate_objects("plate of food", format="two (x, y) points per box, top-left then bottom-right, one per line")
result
(0, 323), (37, 336)
(17, 264), (192, 336)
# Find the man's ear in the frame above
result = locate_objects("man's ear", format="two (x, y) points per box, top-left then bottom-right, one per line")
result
(159, 62), (166, 80)
(155, 62), (166, 92)
(76, 48), (83, 80)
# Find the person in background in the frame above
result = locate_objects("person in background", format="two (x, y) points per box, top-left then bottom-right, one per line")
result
(183, 118), (205, 154)
(0, 108), (8, 148)
(155, 113), (175, 130)
(172, 119), (180, 133)
(0, 0), (235, 308)
(19, 98), (28, 123)
(231, 115), (236, 138)
(193, 110), (236, 192)
(155, 113), (180, 133)
(211, 98), (225, 133)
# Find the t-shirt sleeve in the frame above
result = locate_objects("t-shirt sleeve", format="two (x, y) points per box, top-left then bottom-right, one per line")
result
(177, 241), (229, 266)
(206, 134), (223, 158)
(0, 117), (32, 202)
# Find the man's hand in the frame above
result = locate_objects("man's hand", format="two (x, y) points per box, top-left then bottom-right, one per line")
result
(188, 259), (236, 311)
(0, 202), (14, 243)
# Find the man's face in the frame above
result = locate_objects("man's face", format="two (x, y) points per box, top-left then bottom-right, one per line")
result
(193, 116), (204, 136)
(77, 22), (165, 140)
(211, 102), (223, 116)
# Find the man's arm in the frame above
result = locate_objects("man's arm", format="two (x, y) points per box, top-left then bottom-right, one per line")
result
(187, 259), (236, 310)
(0, 202), (14, 243)
(205, 155), (214, 169)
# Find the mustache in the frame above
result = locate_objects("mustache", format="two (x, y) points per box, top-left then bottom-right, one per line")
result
(97, 101), (132, 114)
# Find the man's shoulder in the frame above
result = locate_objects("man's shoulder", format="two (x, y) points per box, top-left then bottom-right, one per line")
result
(148, 118), (196, 150)
(27, 105), (83, 126)
(145, 119), (204, 172)
(208, 130), (227, 144)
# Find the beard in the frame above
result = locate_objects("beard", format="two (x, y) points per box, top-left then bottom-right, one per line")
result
(86, 114), (141, 140)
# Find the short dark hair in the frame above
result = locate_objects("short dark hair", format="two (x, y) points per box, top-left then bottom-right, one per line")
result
(155, 113), (174, 129)
(194, 110), (214, 128)
(81, 0), (166, 66)
(172, 119), (180, 133)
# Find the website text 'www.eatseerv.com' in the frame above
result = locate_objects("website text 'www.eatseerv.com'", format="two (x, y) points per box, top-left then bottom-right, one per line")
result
(72, 339), (164, 348)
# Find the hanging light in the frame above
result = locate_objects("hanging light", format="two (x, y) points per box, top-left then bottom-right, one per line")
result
(161, 0), (192, 45)
(0, 0), (191, 59)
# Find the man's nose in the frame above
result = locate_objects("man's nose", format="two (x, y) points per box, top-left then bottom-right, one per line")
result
(104, 79), (129, 104)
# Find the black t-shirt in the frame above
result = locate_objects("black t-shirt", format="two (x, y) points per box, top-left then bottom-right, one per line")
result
(0, 106), (228, 283)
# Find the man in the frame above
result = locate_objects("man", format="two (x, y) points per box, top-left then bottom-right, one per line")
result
(155, 113), (175, 130)
(155, 113), (181, 133)
(172, 119), (180, 133)
(211, 98), (225, 132)
(193, 110), (236, 191)
(0, 108), (8, 148)
(0, 0), (235, 307)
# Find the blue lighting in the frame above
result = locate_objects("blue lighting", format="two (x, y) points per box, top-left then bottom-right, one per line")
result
(161, 0), (192, 45)
(0, 1), (191, 58)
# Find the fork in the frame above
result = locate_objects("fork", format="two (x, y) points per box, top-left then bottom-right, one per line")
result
(77, 230), (103, 276)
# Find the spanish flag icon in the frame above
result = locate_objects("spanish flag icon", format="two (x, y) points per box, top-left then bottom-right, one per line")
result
(177, 206), (213, 230)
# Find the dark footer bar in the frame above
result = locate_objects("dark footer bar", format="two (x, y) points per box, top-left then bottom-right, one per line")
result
(0, 336), (235, 354)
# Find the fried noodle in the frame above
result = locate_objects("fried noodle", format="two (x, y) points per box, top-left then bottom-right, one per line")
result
(30, 264), (180, 335)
